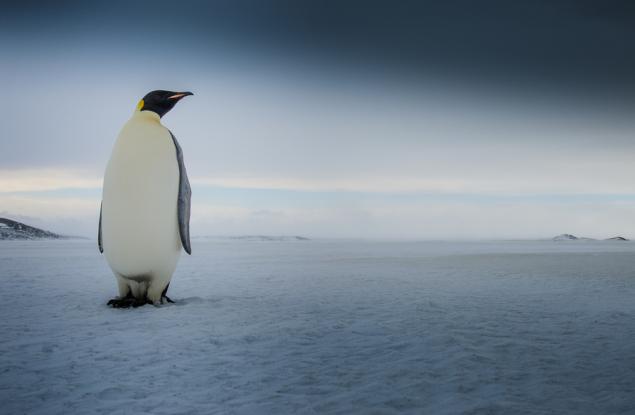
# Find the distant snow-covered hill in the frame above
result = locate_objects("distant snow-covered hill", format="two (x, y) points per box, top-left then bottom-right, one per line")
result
(553, 234), (580, 241)
(553, 234), (629, 242)
(194, 235), (310, 242)
(0, 218), (83, 240)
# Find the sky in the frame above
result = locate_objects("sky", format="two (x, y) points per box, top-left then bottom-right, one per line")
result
(2, 0), (635, 239)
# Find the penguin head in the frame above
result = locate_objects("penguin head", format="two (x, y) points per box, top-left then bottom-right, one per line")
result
(137, 90), (193, 118)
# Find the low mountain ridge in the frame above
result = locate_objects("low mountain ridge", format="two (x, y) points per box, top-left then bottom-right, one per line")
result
(194, 235), (310, 242)
(0, 218), (82, 240)
(553, 234), (629, 242)
(553, 234), (579, 241)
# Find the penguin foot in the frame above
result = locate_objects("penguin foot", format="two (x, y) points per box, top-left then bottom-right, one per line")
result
(107, 296), (149, 308)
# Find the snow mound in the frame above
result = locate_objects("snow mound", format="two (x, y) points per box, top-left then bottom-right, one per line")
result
(606, 236), (629, 241)
(552, 233), (579, 241)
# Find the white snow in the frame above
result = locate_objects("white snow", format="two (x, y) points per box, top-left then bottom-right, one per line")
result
(1, 239), (635, 414)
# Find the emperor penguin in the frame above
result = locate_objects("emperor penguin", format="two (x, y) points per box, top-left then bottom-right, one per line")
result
(99, 90), (193, 308)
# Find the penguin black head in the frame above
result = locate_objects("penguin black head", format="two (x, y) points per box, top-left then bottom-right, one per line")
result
(137, 90), (193, 118)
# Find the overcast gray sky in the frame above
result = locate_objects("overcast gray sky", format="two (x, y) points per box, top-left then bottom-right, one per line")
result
(2, 1), (635, 239)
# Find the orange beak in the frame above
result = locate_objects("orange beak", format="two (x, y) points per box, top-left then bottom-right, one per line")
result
(168, 91), (194, 100)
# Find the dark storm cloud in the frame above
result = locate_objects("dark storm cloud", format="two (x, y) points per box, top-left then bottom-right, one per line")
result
(4, 0), (635, 93)
(3, 1), (635, 238)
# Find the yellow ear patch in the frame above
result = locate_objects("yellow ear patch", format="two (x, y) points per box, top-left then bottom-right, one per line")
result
(136, 99), (144, 111)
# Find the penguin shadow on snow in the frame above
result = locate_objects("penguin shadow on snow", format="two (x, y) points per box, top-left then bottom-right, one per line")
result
(107, 279), (175, 308)
(107, 292), (175, 309)
(106, 296), (225, 309)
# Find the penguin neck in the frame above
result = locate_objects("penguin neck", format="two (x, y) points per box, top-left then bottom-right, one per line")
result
(133, 110), (162, 123)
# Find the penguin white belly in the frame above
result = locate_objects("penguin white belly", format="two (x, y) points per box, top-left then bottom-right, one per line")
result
(101, 113), (181, 295)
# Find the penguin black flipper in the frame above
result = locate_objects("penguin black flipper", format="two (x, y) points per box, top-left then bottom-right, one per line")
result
(98, 202), (104, 253)
(169, 131), (192, 255)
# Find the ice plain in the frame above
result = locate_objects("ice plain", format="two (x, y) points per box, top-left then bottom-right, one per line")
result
(1, 239), (635, 414)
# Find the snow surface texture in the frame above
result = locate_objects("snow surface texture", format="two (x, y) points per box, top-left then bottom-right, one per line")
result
(1, 240), (635, 414)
